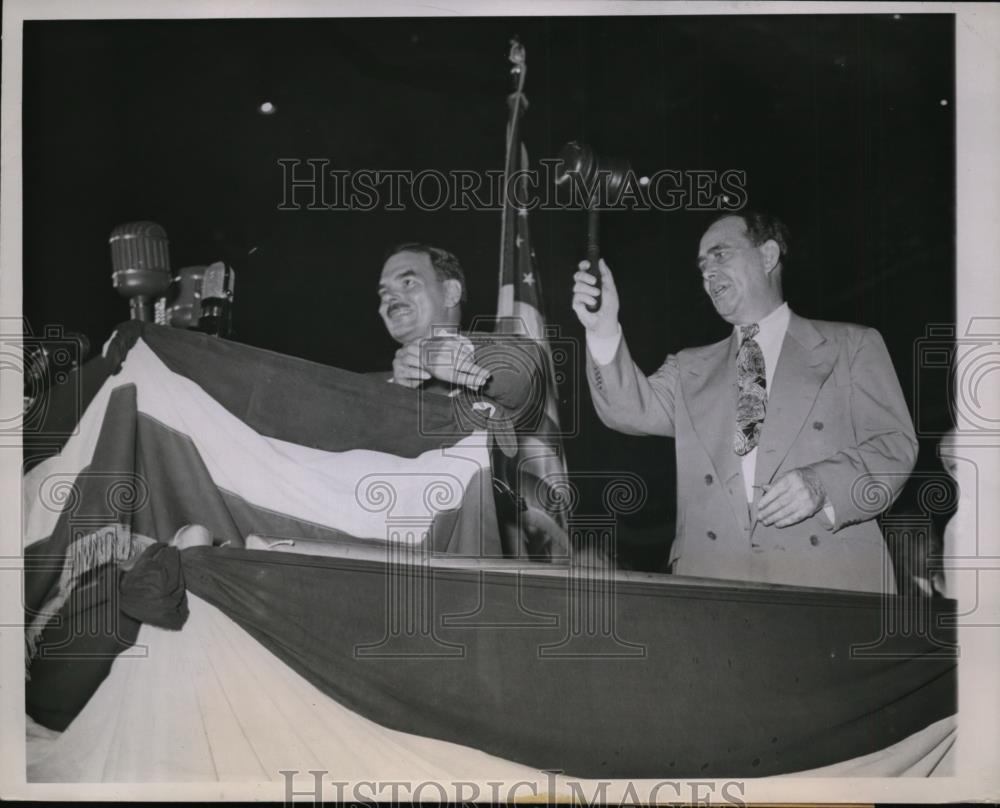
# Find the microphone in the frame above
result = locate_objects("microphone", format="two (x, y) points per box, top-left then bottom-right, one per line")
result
(109, 221), (172, 321)
(165, 265), (208, 328)
(197, 261), (235, 337)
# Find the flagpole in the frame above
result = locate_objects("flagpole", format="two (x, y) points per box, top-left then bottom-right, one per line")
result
(499, 38), (528, 300)
(493, 39), (572, 549)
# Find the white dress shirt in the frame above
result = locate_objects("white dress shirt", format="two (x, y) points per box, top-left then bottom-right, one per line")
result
(587, 303), (832, 519)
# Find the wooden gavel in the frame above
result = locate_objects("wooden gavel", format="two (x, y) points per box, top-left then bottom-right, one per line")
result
(554, 141), (631, 312)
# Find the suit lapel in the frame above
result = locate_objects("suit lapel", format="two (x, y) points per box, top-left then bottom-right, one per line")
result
(680, 334), (750, 532)
(754, 313), (837, 487)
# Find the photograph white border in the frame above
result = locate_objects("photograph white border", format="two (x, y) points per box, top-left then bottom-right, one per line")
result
(2, 0), (998, 802)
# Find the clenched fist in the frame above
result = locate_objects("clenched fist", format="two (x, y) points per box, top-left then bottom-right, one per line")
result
(392, 342), (431, 388)
(393, 336), (490, 390)
(571, 258), (620, 339)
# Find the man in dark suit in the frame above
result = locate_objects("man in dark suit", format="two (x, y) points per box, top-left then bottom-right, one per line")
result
(572, 212), (918, 593)
(376, 243), (539, 415)
(377, 243), (566, 558)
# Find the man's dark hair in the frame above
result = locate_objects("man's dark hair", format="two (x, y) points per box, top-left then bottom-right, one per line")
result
(383, 242), (467, 303)
(713, 211), (791, 266)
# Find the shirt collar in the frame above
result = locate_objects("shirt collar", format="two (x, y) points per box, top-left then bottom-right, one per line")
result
(732, 301), (790, 339)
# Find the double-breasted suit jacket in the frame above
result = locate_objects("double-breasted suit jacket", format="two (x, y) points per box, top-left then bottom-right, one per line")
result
(587, 312), (918, 593)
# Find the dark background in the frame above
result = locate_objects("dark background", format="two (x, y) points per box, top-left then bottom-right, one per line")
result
(23, 14), (955, 571)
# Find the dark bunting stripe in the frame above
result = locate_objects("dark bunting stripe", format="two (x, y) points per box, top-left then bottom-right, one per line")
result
(128, 411), (502, 556)
(140, 324), (471, 457)
(25, 386), (146, 732)
(25, 385), (140, 612)
(25, 323), (477, 468)
(131, 412), (503, 557)
(25, 564), (142, 731)
(182, 546), (957, 779)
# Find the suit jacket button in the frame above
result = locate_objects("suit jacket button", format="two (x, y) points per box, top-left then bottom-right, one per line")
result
(813, 421), (824, 431)
(704, 474), (713, 485)
(810, 534), (820, 546)
(707, 531), (717, 540)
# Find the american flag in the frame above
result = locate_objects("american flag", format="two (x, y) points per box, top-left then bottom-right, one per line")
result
(494, 40), (570, 554)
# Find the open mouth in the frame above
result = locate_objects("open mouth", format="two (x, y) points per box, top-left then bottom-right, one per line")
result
(387, 302), (412, 318)
(710, 283), (731, 300)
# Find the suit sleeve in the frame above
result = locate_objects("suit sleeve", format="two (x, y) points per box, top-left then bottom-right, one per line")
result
(476, 339), (545, 420)
(805, 327), (918, 531)
(586, 333), (679, 437)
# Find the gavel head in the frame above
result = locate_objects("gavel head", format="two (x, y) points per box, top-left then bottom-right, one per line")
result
(554, 141), (631, 204)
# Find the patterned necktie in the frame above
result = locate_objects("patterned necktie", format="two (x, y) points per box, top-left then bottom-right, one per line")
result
(734, 323), (766, 456)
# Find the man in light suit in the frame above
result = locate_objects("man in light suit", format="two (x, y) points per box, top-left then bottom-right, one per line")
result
(572, 212), (918, 593)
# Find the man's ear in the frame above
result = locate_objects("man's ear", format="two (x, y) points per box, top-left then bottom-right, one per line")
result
(443, 278), (463, 308)
(760, 239), (781, 274)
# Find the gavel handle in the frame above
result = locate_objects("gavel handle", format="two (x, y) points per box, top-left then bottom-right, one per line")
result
(585, 207), (602, 313)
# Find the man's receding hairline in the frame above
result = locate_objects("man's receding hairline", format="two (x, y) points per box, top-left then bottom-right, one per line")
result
(705, 210), (790, 264)
(705, 214), (751, 239)
(383, 249), (426, 265)
(699, 217), (751, 254)
(380, 242), (468, 304)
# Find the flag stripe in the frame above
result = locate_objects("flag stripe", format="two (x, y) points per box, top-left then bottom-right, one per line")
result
(26, 341), (493, 547)
(26, 591), (957, 781)
(22, 327), (957, 777)
(142, 325), (473, 457)
(24, 328), (505, 730)
(180, 546), (957, 779)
